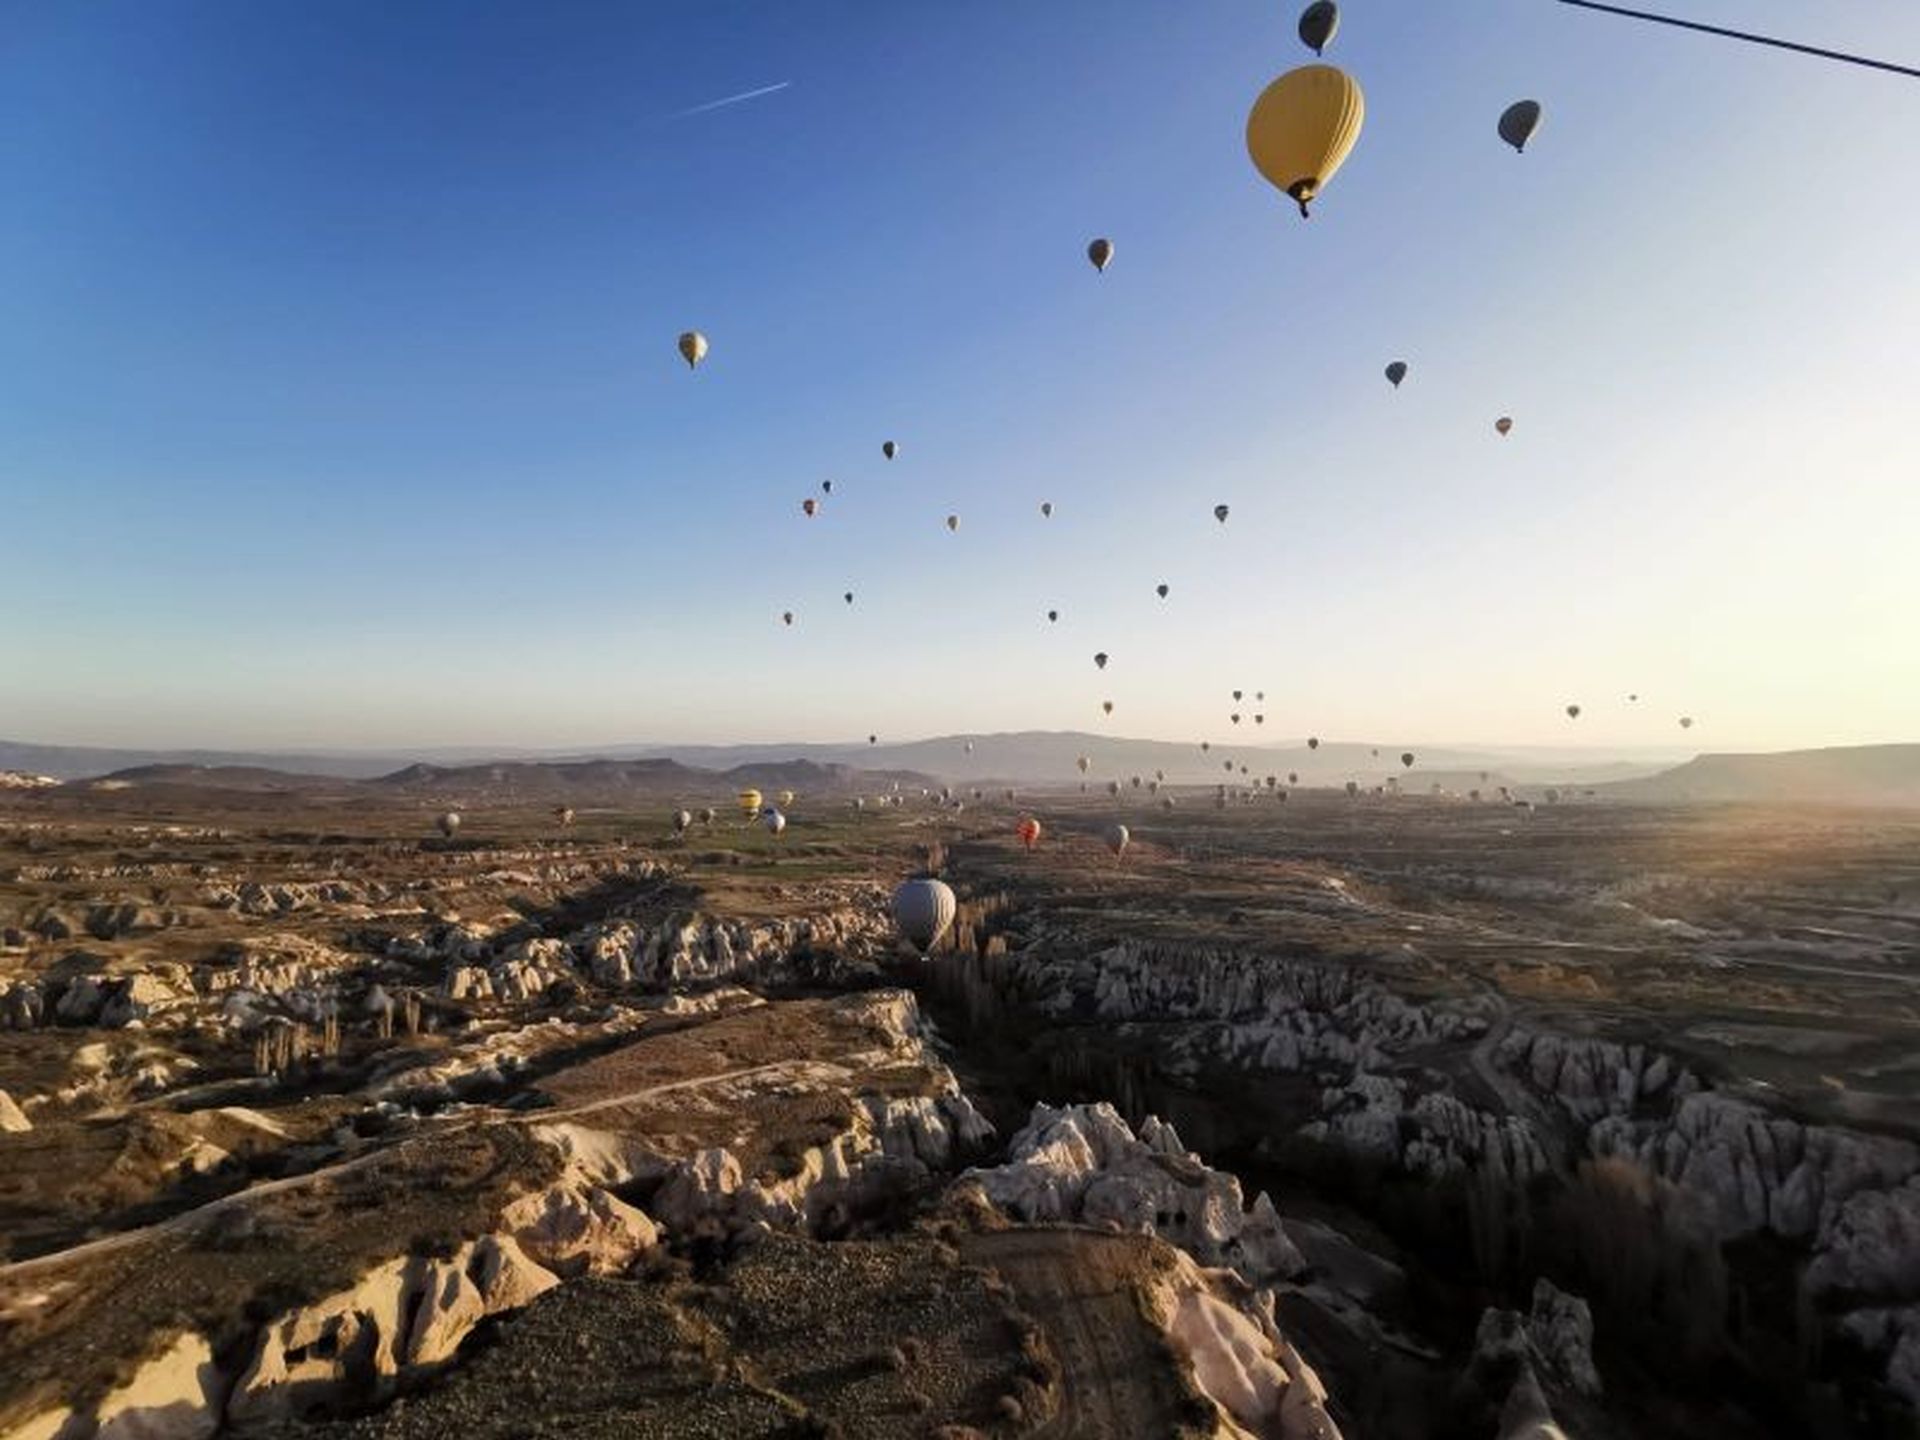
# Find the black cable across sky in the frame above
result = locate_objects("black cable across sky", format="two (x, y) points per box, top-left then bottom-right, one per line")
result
(1556, 0), (1920, 79)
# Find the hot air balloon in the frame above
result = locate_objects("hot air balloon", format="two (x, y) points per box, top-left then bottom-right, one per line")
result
(1155, 769), (1165, 782)
(1307, 736), (1320, 750)
(1047, 610), (1059, 623)
(822, 480), (833, 496)
(1156, 583), (1169, 599)
(1224, 760), (1235, 772)
(946, 514), (959, 533)
(892, 878), (956, 956)
(852, 797), (865, 811)
(737, 789), (763, 819)
(1017, 817), (1041, 850)
(1679, 716), (1694, 729)
(1298, 1), (1339, 55)
(1628, 693), (1639, 702)
(1094, 652), (1109, 670)
(554, 806), (575, 827)
(883, 440), (898, 460)
(778, 789), (796, 806)
(1040, 501), (1053, 518)
(1231, 713), (1242, 725)
(1104, 823), (1130, 858)
(1232, 690), (1243, 701)
(1214, 504), (1231, 524)
(1401, 752), (1415, 769)
(1162, 796), (1175, 810)
(677, 331), (708, 369)
(1077, 755), (1091, 774)
(1498, 100), (1542, 153)
(763, 808), (787, 836)
(781, 611), (794, 626)
(1107, 780), (1121, 797)
(802, 498), (818, 517)
(1101, 700), (1114, 716)
(700, 807), (716, 825)
(1087, 237), (1114, 272)
(1255, 714), (1265, 725)
(844, 591), (854, 605)
(1496, 417), (1513, 436)
(436, 811), (461, 840)
(1246, 64), (1366, 218)
(1345, 780), (1359, 798)
(1566, 704), (1581, 719)
(1288, 771), (1300, 785)
(868, 734), (877, 745)
(1130, 776), (1142, 789)
(673, 809), (692, 833)
(1201, 741), (1212, 752)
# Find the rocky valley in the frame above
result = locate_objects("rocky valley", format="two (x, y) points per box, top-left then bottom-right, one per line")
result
(2, 779), (1917, 1438)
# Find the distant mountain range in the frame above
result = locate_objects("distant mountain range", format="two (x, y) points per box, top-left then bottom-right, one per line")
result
(7, 735), (1918, 807)
(1592, 744), (1920, 808)
(0, 732), (1687, 787)
(27, 757), (934, 806)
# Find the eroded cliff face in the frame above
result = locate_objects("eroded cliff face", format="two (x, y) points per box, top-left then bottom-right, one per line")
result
(0, 988), (1001, 1439)
(959, 1101), (1304, 1290)
(959, 930), (1920, 1416)
(1145, 1249), (1344, 1440)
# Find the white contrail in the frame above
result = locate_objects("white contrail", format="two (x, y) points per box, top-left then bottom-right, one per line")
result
(668, 81), (791, 119)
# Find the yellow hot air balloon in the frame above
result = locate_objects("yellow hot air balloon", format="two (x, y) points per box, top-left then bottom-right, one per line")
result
(778, 789), (795, 806)
(736, 788), (763, 819)
(1246, 64), (1365, 218)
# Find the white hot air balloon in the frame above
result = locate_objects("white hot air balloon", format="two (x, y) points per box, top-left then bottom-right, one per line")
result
(892, 877), (957, 957)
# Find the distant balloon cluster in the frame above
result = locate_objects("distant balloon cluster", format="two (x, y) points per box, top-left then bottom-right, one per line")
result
(660, 2), (1702, 836)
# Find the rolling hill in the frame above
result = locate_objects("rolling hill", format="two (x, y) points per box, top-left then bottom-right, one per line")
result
(1596, 744), (1920, 807)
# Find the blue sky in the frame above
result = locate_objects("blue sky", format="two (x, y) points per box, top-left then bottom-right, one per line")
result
(4, 0), (1917, 752)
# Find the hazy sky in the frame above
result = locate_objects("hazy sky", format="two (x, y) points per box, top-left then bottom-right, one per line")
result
(4, 1), (1917, 753)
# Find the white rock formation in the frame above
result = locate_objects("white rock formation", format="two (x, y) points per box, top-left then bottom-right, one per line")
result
(99, 972), (192, 1030)
(1496, 1028), (1689, 1124)
(1146, 1249), (1342, 1440)
(961, 1102), (1304, 1286)
(498, 1179), (658, 1278)
(565, 905), (891, 992)
(0, 1089), (30, 1134)
(5, 1331), (228, 1440)
(92, 1331), (225, 1440)
(226, 1235), (557, 1425)
(1807, 1177), (1920, 1301)
(442, 965), (493, 1002)
(1590, 1091), (1917, 1245)
(1300, 1075), (1548, 1187)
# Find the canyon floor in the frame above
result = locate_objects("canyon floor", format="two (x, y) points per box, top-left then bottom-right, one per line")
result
(3, 781), (1918, 1439)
